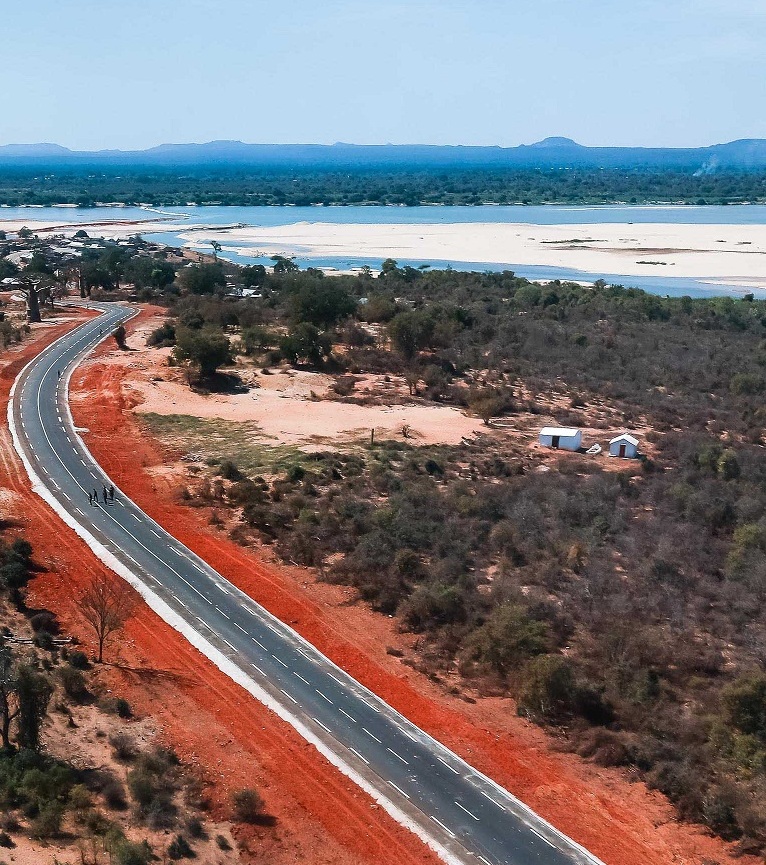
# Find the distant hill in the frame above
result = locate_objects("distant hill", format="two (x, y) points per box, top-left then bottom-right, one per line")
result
(1, 138), (766, 171)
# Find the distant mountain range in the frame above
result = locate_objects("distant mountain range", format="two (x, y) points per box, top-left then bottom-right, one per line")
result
(1, 138), (766, 171)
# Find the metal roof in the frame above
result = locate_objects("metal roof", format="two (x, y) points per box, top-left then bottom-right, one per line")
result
(540, 427), (580, 438)
(610, 433), (639, 446)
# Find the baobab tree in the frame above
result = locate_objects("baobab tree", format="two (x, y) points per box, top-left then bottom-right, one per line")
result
(17, 275), (54, 323)
(77, 574), (137, 663)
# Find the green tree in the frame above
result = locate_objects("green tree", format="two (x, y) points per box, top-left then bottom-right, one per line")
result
(241, 264), (267, 287)
(462, 604), (548, 677)
(468, 388), (511, 425)
(16, 665), (53, 751)
(271, 254), (299, 274)
(721, 673), (766, 740)
(517, 655), (578, 722)
(387, 310), (434, 360)
(289, 281), (356, 329)
(177, 263), (226, 295)
(240, 326), (277, 355)
(173, 327), (233, 377)
(279, 323), (332, 366)
(125, 257), (175, 291)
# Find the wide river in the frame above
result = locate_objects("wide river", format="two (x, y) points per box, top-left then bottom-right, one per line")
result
(3, 203), (766, 297)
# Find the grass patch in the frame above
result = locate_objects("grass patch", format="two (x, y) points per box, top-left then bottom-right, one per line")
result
(141, 413), (318, 476)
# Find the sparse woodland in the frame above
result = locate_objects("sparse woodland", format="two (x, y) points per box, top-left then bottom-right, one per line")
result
(5, 232), (766, 850)
(145, 261), (766, 851)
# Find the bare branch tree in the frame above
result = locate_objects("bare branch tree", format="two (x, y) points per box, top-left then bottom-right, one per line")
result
(77, 574), (137, 663)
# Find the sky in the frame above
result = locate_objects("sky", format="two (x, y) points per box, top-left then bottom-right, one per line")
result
(1, 0), (765, 150)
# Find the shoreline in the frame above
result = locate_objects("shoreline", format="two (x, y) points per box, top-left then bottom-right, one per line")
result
(2, 214), (766, 294)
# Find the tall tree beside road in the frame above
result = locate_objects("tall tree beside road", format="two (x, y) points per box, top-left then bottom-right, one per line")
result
(18, 275), (53, 323)
(172, 327), (233, 377)
(77, 574), (137, 663)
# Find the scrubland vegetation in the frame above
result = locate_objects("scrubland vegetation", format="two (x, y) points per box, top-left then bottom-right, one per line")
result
(5, 227), (766, 850)
(0, 526), (247, 862)
(137, 259), (766, 852)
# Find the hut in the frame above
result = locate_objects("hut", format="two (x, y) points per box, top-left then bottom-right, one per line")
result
(609, 433), (639, 459)
(539, 426), (582, 451)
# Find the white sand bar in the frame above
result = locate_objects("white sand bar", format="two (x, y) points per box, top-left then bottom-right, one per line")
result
(3, 217), (766, 289)
(185, 221), (766, 288)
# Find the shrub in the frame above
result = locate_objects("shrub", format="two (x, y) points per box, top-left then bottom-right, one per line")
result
(218, 460), (242, 481)
(29, 612), (58, 634)
(147, 322), (176, 347)
(186, 815), (205, 838)
(109, 732), (138, 762)
(113, 325), (128, 350)
(231, 788), (263, 823)
(68, 651), (89, 670)
(115, 698), (132, 719)
(102, 778), (128, 810)
(30, 802), (64, 838)
(115, 840), (153, 865)
(127, 768), (157, 808)
(517, 655), (579, 722)
(168, 834), (194, 859)
(59, 667), (89, 702)
(67, 783), (91, 812)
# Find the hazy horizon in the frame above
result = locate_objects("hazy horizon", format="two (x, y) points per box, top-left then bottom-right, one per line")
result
(1, 135), (763, 151)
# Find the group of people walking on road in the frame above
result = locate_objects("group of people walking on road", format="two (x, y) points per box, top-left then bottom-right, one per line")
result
(88, 485), (115, 506)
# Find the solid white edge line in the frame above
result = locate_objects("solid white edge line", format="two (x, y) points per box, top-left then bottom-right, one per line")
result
(9, 386), (464, 865)
(11, 306), (607, 865)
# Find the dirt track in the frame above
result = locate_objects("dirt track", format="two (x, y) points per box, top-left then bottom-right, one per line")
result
(1, 308), (758, 865)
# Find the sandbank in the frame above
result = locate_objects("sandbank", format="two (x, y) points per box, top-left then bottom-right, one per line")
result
(186, 221), (766, 287)
(2, 216), (765, 289)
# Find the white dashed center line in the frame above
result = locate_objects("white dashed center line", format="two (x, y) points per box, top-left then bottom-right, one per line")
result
(387, 747), (409, 765)
(456, 801), (479, 821)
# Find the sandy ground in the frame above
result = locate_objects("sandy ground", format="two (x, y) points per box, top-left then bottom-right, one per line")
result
(96, 315), (486, 447)
(133, 370), (484, 446)
(3, 217), (766, 289)
(186, 221), (766, 288)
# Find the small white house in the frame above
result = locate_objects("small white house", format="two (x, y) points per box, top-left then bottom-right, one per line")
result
(609, 433), (639, 459)
(539, 426), (582, 451)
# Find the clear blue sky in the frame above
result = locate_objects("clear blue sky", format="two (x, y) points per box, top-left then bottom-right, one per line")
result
(2, 0), (764, 150)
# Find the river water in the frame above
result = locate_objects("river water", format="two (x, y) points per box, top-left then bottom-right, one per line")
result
(2, 203), (765, 297)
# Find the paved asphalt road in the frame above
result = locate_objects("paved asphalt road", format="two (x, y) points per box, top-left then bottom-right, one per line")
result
(10, 302), (604, 865)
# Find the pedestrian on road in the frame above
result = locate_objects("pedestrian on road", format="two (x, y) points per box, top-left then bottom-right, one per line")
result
(57, 370), (61, 379)
(109, 485), (115, 501)
(88, 492), (93, 506)
(103, 485), (108, 503)
(93, 488), (99, 504)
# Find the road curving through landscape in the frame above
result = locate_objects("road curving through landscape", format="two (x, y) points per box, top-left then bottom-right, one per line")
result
(8, 301), (606, 865)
